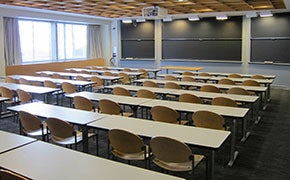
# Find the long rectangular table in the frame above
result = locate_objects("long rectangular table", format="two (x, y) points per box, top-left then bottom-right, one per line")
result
(161, 66), (204, 74)
(0, 130), (36, 154)
(7, 102), (104, 153)
(89, 115), (230, 180)
(0, 141), (184, 180)
(0, 82), (59, 103)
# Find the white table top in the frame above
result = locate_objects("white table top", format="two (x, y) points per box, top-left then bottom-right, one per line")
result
(89, 115), (230, 149)
(140, 99), (249, 118)
(135, 79), (267, 92)
(209, 77), (274, 84)
(86, 66), (161, 73)
(157, 74), (210, 81)
(0, 82), (59, 94)
(0, 141), (183, 180)
(105, 84), (176, 94)
(0, 97), (9, 102)
(7, 102), (104, 125)
(0, 130), (36, 154)
(66, 91), (152, 106)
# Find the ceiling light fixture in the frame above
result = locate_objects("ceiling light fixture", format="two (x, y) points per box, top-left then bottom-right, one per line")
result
(216, 14), (228, 20)
(188, 15), (200, 21)
(136, 18), (146, 22)
(122, 19), (132, 23)
(163, 16), (172, 22)
(246, 12), (258, 18)
(259, 11), (273, 17)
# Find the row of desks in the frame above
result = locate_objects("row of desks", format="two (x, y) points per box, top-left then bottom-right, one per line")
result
(6, 102), (230, 180)
(0, 130), (184, 180)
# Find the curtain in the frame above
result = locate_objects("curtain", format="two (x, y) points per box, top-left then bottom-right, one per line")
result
(87, 25), (103, 59)
(3, 17), (22, 65)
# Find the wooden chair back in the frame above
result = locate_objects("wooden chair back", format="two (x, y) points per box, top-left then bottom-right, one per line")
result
(227, 87), (249, 95)
(45, 117), (74, 140)
(228, 73), (242, 78)
(73, 96), (94, 111)
(143, 80), (158, 88)
(212, 97), (237, 107)
(6, 76), (19, 84)
(76, 75), (88, 81)
(123, 68), (133, 72)
(19, 78), (31, 85)
(103, 71), (114, 76)
(62, 82), (77, 94)
(91, 76), (104, 88)
(113, 87), (131, 96)
(19, 111), (43, 133)
(200, 85), (221, 93)
(138, 69), (149, 79)
(0, 86), (14, 101)
(242, 79), (260, 86)
(44, 80), (58, 88)
(218, 78), (235, 85)
(192, 110), (225, 130)
(151, 106), (179, 124)
(118, 72), (131, 85)
(251, 75), (265, 79)
(182, 71), (195, 76)
(181, 76), (195, 82)
(16, 89), (32, 104)
(165, 75), (178, 81)
(137, 89), (156, 99)
(179, 93), (201, 104)
(199, 72), (211, 77)
(98, 99), (122, 115)
(164, 82), (181, 89)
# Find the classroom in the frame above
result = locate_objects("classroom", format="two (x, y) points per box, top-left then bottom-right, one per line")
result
(0, 1), (289, 180)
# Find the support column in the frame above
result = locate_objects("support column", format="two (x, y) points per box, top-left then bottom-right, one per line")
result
(154, 20), (162, 69)
(241, 16), (251, 74)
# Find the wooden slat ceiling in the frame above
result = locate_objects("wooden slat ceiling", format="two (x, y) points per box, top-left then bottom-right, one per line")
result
(0, 0), (286, 18)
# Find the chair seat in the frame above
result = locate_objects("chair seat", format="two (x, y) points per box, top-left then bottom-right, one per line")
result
(23, 123), (48, 137)
(122, 112), (134, 117)
(178, 120), (189, 125)
(51, 131), (95, 145)
(153, 154), (204, 172)
(112, 150), (145, 161)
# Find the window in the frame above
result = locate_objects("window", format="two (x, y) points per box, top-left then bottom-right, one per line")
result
(18, 20), (87, 63)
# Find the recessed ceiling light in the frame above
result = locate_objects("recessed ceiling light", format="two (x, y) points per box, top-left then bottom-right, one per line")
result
(259, 11), (273, 17)
(216, 15), (228, 20)
(188, 15), (200, 21)
(163, 17), (172, 22)
(136, 18), (146, 22)
(122, 19), (132, 23)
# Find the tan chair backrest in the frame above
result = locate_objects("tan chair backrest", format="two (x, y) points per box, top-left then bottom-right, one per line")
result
(0, 86), (14, 101)
(44, 80), (58, 88)
(151, 106), (179, 124)
(68, 69), (77, 73)
(109, 129), (143, 154)
(73, 96), (94, 111)
(39, 72), (49, 77)
(16, 89), (32, 104)
(19, 111), (42, 133)
(76, 75), (88, 81)
(228, 73), (242, 78)
(103, 71), (115, 76)
(179, 93), (201, 104)
(200, 85), (221, 93)
(80, 70), (90, 74)
(98, 99), (122, 115)
(118, 72), (131, 84)
(19, 78), (31, 85)
(192, 110), (225, 130)
(212, 97), (237, 107)
(165, 75), (178, 81)
(199, 72), (211, 77)
(123, 68), (133, 72)
(91, 76), (104, 87)
(138, 69), (149, 79)
(0, 169), (28, 180)
(113, 87), (131, 96)
(150, 136), (192, 163)
(102, 67), (109, 70)
(46, 117), (74, 139)
(251, 75), (265, 79)
(181, 76), (195, 82)
(218, 78), (235, 85)
(182, 71), (195, 76)
(242, 79), (260, 86)
(6, 76), (18, 84)
(137, 89), (156, 99)
(227, 87), (249, 95)
(51, 73), (65, 79)
(62, 82), (77, 94)
(143, 80), (158, 87)
(164, 82), (181, 89)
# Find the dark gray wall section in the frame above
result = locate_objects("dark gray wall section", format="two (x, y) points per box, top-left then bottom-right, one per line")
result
(121, 40), (154, 58)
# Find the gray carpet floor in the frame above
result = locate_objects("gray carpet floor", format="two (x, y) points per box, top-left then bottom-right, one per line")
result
(1, 87), (290, 180)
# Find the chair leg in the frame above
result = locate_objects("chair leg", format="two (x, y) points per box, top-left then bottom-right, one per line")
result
(96, 133), (99, 156)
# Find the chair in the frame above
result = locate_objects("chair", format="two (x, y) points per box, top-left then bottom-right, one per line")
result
(228, 73), (242, 78)
(251, 75), (265, 79)
(108, 129), (148, 167)
(45, 117), (93, 150)
(62, 82), (77, 94)
(151, 105), (188, 125)
(200, 85), (221, 93)
(227, 87), (249, 95)
(5, 76), (19, 84)
(165, 75), (178, 81)
(118, 72), (131, 85)
(51, 73), (66, 79)
(18, 78), (31, 85)
(103, 71), (115, 76)
(68, 69), (77, 73)
(0, 169), (28, 180)
(73, 96), (95, 111)
(113, 87), (131, 96)
(150, 136), (204, 179)
(39, 72), (49, 77)
(192, 110), (226, 130)
(90, 76), (104, 92)
(143, 80), (158, 88)
(44, 80), (58, 88)
(218, 78), (235, 85)
(212, 97), (237, 107)
(179, 93), (201, 104)
(0, 86), (16, 105)
(98, 99), (133, 117)
(138, 68), (149, 79)
(80, 70), (90, 74)
(102, 67), (109, 70)
(181, 76), (195, 82)
(123, 68), (133, 72)
(164, 82), (181, 89)
(242, 79), (260, 86)
(182, 71), (195, 76)
(76, 75), (88, 81)
(16, 89), (32, 104)
(137, 89), (156, 99)
(18, 111), (48, 141)
(198, 72), (211, 77)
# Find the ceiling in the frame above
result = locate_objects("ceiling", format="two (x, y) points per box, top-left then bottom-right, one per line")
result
(0, 0), (287, 18)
